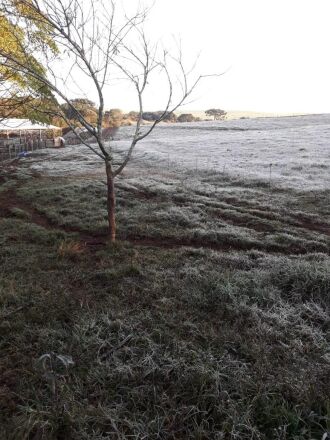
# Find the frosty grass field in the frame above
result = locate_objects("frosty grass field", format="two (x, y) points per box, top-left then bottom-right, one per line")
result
(117, 113), (330, 190)
(1, 113), (330, 439)
(30, 113), (330, 191)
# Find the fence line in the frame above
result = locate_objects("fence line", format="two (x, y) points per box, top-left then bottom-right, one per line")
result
(0, 138), (56, 162)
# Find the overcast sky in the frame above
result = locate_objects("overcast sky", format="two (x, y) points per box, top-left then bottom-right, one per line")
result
(83, 0), (329, 114)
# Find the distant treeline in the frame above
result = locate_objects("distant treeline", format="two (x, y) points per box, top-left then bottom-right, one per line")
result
(0, 96), (226, 127)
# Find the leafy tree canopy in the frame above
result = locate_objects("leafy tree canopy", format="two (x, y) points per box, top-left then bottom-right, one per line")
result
(0, 2), (57, 105)
(61, 99), (98, 125)
(104, 109), (124, 128)
(142, 111), (177, 122)
(0, 95), (55, 123)
(177, 113), (197, 123)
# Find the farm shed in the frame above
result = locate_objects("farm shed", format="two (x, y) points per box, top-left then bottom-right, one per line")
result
(0, 118), (62, 160)
(0, 118), (61, 139)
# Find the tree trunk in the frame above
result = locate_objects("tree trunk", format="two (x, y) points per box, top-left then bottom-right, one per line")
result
(105, 160), (116, 242)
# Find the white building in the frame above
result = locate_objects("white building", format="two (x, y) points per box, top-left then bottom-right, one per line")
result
(0, 118), (61, 140)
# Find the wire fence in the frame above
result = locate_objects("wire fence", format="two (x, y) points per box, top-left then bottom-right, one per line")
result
(1, 139), (328, 193)
(121, 149), (329, 193)
(0, 138), (56, 162)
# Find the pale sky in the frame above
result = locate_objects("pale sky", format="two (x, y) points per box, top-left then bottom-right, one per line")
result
(103, 0), (330, 114)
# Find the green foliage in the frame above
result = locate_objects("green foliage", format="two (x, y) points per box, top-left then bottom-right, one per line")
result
(60, 99), (98, 126)
(0, 11), (55, 95)
(0, 2), (59, 124)
(0, 96), (57, 123)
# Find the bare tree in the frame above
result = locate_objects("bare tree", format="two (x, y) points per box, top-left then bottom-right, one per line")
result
(0, 0), (218, 241)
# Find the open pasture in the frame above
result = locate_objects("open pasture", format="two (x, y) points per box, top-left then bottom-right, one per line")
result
(1, 114), (330, 439)
(113, 114), (330, 191)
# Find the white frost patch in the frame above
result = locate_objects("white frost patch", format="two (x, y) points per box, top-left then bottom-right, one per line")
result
(22, 146), (104, 177)
(18, 114), (330, 190)
(113, 114), (330, 191)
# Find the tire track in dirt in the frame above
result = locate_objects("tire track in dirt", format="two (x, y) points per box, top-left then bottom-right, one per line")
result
(118, 184), (330, 237)
(1, 187), (327, 256)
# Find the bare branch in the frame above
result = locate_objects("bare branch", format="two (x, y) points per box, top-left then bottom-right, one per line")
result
(0, 0), (221, 241)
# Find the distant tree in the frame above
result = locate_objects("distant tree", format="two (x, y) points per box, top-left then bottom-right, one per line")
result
(142, 111), (177, 122)
(205, 109), (227, 120)
(125, 111), (139, 121)
(141, 112), (156, 121)
(104, 109), (124, 128)
(162, 112), (169, 121)
(61, 99), (98, 125)
(164, 112), (177, 123)
(177, 113), (196, 123)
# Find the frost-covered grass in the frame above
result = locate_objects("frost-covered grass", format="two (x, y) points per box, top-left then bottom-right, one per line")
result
(0, 215), (330, 439)
(17, 114), (330, 191)
(1, 115), (330, 439)
(17, 164), (330, 255)
(112, 113), (330, 191)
